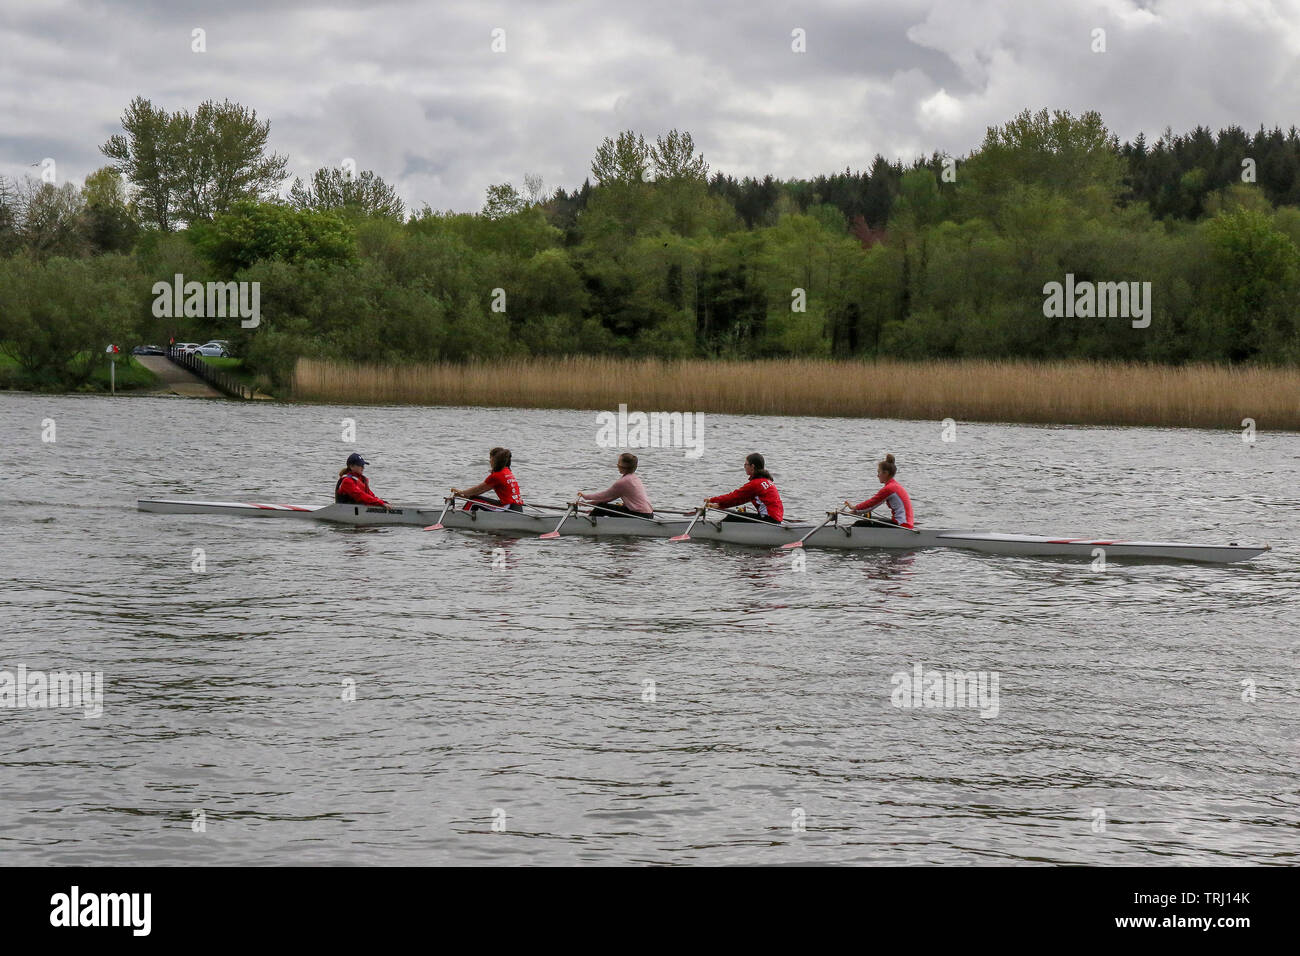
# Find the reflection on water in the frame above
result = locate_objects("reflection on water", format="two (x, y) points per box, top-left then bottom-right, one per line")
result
(0, 392), (1297, 865)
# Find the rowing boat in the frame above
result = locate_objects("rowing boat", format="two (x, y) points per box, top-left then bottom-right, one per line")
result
(135, 499), (1271, 563)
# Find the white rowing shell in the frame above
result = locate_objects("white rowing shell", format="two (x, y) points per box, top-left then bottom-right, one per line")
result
(135, 499), (1271, 563)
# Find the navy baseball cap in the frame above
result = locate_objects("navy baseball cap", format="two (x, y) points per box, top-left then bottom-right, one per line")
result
(347, 453), (369, 467)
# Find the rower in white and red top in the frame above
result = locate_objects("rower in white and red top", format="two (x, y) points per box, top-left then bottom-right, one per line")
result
(578, 453), (654, 518)
(706, 453), (784, 522)
(335, 453), (390, 507)
(844, 453), (913, 528)
(451, 446), (524, 512)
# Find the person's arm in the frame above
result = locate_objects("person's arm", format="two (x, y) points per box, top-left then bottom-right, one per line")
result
(580, 476), (625, 504)
(852, 485), (889, 512)
(709, 480), (756, 510)
(453, 480), (491, 498)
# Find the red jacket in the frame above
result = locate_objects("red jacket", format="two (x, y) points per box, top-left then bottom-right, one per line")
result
(335, 472), (387, 507)
(709, 477), (784, 521)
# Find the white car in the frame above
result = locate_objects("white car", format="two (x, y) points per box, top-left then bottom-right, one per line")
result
(193, 342), (230, 357)
(173, 342), (201, 356)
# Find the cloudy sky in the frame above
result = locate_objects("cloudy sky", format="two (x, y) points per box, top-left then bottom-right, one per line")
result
(3, 0), (1299, 213)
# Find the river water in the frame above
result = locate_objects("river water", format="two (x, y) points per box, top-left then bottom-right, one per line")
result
(1, 392), (1297, 865)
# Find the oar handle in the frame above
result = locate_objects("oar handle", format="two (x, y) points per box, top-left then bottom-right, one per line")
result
(704, 504), (782, 525)
(838, 509), (921, 533)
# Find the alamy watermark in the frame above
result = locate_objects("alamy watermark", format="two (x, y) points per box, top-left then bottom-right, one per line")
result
(595, 403), (704, 458)
(50, 886), (150, 936)
(890, 662), (999, 718)
(1042, 273), (1151, 328)
(1, 664), (103, 718)
(151, 273), (260, 328)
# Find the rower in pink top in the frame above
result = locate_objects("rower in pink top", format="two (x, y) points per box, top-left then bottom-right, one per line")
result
(844, 453), (914, 528)
(578, 453), (654, 519)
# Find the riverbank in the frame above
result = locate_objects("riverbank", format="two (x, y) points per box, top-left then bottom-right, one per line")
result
(0, 352), (159, 393)
(292, 357), (1300, 430)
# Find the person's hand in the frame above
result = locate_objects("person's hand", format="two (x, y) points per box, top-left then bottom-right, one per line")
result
(843, 500), (854, 511)
(450, 488), (461, 496)
(577, 491), (586, 500)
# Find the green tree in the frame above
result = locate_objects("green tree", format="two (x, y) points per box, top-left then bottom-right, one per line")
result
(0, 176), (20, 256)
(190, 201), (356, 276)
(1202, 208), (1300, 361)
(482, 183), (525, 220)
(100, 97), (177, 230)
(591, 131), (651, 186)
(289, 167), (404, 221)
(101, 96), (288, 229)
(81, 167), (140, 253)
(651, 130), (708, 182)
(960, 109), (1125, 221)
(0, 255), (142, 386)
(17, 179), (87, 258)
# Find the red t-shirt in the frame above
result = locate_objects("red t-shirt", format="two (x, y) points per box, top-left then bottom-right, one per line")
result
(709, 477), (784, 521)
(485, 467), (522, 505)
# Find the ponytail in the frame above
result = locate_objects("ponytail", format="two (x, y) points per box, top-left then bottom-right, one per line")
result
(746, 452), (773, 481)
(879, 453), (897, 478)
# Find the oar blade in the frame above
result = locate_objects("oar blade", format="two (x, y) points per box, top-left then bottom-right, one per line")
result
(777, 540), (804, 550)
(423, 523), (444, 531)
(668, 509), (705, 542)
(539, 505), (575, 539)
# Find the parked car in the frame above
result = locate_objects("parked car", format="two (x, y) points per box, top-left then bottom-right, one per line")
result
(193, 343), (230, 357)
(131, 344), (165, 355)
(172, 342), (202, 356)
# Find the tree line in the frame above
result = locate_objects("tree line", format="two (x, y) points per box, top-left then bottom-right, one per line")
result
(1, 100), (1298, 389)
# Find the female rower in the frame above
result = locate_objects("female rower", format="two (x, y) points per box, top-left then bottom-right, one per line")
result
(706, 452), (784, 522)
(844, 453), (913, 528)
(451, 446), (524, 512)
(578, 453), (654, 519)
(335, 453), (390, 507)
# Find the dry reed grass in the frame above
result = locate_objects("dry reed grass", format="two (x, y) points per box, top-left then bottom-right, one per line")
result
(293, 356), (1300, 429)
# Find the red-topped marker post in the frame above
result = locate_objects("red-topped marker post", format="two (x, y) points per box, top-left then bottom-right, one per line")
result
(105, 344), (120, 393)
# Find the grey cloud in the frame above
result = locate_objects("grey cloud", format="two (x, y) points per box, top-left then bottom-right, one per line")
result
(1, 0), (1296, 212)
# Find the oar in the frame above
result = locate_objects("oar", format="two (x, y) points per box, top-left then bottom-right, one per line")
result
(839, 507), (922, 534)
(580, 506), (670, 526)
(422, 496), (457, 531)
(668, 506), (707, 542)
(703, 504), (788, 526)
(778, 510), (839, 550)
(539, 502), (578, 539)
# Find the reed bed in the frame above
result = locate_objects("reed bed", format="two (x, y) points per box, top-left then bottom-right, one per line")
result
(293, 356), (1300, 430)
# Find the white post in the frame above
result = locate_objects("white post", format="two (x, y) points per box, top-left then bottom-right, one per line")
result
(110, 359), (115, 394)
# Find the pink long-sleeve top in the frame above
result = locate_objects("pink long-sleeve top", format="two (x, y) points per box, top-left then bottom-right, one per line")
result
(854, 478), (913, 528)
(583, 473), (653, 513)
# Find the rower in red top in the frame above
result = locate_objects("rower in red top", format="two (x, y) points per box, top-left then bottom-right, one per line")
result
(451, 446), (524, 512)
(844, 453), (913, 528)
(335, 453), (390, 507)
(706, 452), (784, 522)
